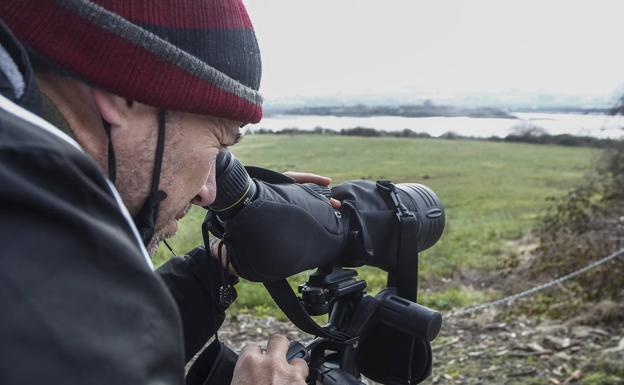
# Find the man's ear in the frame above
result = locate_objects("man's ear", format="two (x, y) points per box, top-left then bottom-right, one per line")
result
(91, 88), (131, 126)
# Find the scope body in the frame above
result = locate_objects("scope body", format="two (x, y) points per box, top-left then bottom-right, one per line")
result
(205, 151), (445, 282)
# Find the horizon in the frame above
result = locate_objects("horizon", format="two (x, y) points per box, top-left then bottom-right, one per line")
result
(260, 91), (617, 110)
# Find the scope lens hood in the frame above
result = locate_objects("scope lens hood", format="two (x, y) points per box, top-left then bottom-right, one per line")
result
(332, 180), (445, 272)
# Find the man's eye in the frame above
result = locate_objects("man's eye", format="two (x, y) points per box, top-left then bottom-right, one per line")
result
(222, 133), (243, 149)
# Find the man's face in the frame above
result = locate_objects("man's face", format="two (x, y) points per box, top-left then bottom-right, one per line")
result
(113, 104), (241, 255)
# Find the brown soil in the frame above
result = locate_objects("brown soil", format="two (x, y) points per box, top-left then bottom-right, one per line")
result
(216, 310), (624, 385)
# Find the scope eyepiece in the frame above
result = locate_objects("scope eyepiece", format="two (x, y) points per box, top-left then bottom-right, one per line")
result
(207, 150), (257, 219)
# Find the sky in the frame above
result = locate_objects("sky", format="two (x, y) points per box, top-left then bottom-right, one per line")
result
(244, 0), (624, 105)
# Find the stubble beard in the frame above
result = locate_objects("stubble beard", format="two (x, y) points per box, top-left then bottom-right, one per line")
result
(146, 230), (165, 257)
(145, 202), (192, 256)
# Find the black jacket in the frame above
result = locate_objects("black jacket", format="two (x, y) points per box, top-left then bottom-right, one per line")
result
(0, 18), (226, 384)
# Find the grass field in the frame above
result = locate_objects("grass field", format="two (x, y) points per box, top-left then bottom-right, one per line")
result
(153, 134), (597, 316)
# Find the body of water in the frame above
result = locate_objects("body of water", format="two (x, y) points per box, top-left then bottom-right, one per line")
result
(250, 112), (624, 139)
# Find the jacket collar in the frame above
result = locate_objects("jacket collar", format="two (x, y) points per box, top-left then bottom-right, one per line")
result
(0, 17), (42, 115)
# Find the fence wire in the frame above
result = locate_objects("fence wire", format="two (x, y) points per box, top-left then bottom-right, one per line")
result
(445, 247), (624, 319)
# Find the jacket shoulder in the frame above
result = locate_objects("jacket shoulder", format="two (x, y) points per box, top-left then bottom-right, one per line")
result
(0, 97), (186, 384)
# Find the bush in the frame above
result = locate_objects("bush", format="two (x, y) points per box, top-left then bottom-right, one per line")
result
(439, 131), (461, 139)
(533, 139), (624, 309)
(510, 123), (548, 137)
(339, 127), (382, 137)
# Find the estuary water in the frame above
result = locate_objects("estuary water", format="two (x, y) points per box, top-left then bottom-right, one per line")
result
(249, 112), (624, 139)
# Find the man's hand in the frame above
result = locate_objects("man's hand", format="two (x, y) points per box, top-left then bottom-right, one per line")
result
(283, 171), (341, 209)
(231, 335), (308, 385)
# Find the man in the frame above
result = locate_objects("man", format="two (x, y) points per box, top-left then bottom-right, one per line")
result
(0, 1), (312, 384)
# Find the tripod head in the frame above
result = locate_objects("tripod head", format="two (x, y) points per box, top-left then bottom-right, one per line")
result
(299, 266), (366, 316)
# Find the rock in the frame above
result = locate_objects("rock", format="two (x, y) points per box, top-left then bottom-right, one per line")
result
(508, 369), (537, 377)
(553, 364), (570, 376)
(483, 322), (508, 331)
(602, 336), (624, 355)
(554, 352), (572, 361)
(536, 324), (567, 335)
(527, 342), (547, 352)
(571, 326), (609, 339)
(570, 326), (593, 339)
(543, 336), (572, 350)
(562, 370), (582, 385)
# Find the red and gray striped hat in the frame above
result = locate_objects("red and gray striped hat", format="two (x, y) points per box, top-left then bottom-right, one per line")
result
(0, 0), (263, 123)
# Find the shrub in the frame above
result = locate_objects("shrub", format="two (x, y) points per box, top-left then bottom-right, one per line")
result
(533, 139), (624, 309)
(339, 127), (382, 137)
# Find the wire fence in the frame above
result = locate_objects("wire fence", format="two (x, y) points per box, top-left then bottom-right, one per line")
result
(444, 247), (624, 319)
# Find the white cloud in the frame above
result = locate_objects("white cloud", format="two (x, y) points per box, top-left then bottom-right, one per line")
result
(245, 0), (624, 101)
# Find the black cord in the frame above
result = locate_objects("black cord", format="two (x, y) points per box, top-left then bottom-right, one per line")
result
(102, 119), (116, 184)
(163, 240), (177, 257)
(152, 109), (167, 193)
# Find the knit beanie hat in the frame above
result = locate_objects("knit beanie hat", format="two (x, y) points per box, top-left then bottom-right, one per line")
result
(0, 0), (263, 123)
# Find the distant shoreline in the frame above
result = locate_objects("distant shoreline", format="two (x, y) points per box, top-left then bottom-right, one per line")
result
(267, 104), (515, 119)
(249, 126), (620, 148)
(264, 104), (611, 119)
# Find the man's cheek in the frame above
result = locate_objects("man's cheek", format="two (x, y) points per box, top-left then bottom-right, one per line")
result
(205, 158), (217, 205)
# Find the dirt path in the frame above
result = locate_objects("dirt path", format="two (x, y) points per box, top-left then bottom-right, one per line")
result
(428, 311), (623, 385)
(217, 310), (624, 385)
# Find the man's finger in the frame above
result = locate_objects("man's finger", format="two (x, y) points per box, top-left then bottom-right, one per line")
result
(289, 358), (309, 378)
(239, 343), (262, 357)
(283, 171), (331, 186)
(208, 238), (239, 276)
(265, 334), (289, 357)
(330, 198), (342, 209)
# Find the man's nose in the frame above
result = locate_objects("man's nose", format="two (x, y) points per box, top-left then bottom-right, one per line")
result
(192, 185), (216, 207)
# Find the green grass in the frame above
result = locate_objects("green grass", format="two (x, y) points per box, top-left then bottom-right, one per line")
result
(153, 134), (597, 315)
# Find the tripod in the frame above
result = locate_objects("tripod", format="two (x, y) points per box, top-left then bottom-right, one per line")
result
(288, 265), (442, 385)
